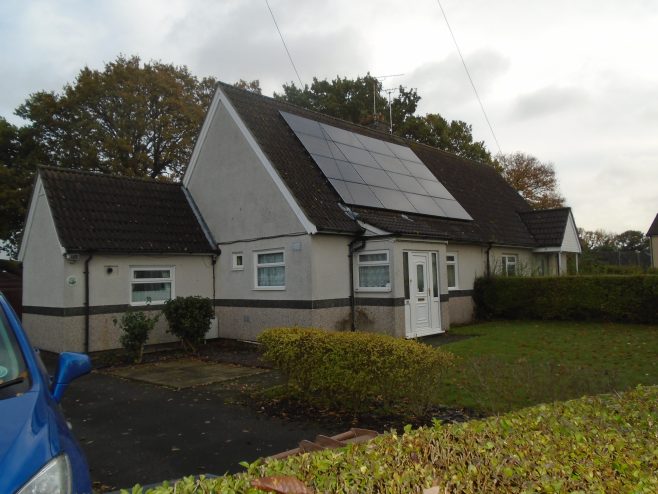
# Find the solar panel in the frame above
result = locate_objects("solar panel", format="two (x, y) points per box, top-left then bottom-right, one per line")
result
(280, 111), (472, 221)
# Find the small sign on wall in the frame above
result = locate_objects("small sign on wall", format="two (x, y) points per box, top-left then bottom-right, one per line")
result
(66, 276), (77, 286)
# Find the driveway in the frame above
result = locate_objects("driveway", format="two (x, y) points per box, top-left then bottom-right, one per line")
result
(60, 363), (344, 492)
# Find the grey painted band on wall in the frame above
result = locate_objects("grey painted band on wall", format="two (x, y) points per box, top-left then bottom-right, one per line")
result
(447, 290), (474, 298)
(24, 293), (472, 317)
(23, 304), (167, 317)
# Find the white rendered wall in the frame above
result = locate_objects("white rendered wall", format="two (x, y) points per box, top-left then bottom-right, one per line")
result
(21, 177), (67, 308)
(185, 101), (305, 244)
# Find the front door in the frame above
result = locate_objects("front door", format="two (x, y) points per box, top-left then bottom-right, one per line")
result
(405, 251), (443, 338)
(410, 252), (432, 333)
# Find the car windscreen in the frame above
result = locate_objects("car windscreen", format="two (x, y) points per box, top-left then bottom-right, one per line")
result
(0, 309), (30, 398)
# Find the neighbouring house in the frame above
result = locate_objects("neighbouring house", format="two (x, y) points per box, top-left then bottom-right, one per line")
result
(19, 83), (581, 353)
(648, 213), (658, 268)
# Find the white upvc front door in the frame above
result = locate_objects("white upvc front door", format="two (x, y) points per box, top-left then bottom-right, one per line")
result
(405, 251), (443, 338)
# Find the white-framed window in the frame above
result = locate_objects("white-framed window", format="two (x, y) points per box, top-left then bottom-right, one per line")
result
(501, 255), (517, 276)
(446, 252), (459, 290)
(254, 250), (285, 290)
(357, 250), (391, 291)
(130, 267), (174, 305)
(232, 253), (244, 271)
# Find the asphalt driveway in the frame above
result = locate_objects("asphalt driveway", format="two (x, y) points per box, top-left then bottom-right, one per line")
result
(60, 365), (343, 492)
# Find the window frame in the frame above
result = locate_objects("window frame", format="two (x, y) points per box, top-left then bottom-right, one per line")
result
(446, 252), (459, 290)
(254, 249), (286, 290)
(356, 250), (391, 292)
(232, 252), (244, 271)
(501, 254), (518, 276)
(129, 266), (174, 306)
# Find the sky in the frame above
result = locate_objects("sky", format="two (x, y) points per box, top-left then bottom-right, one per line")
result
(1, 0), (657, 233)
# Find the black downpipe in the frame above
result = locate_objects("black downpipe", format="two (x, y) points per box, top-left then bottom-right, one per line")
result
(84, 253), (93, 353)
(211, 252), (219, 302)
(348, 237), (366, 331)
(486, 243), (493, 276)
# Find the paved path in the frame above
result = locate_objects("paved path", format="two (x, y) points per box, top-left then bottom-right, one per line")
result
(62, 368), (343, 492)
(105, 358), (268, 388)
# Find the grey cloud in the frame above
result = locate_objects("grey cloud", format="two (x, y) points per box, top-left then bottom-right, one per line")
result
(409, 49), (510, 114)
(511, 85), (588, 121)
(166, 0), (369, 93)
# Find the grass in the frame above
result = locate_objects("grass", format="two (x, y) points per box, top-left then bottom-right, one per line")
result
(423, 320), (658, 414)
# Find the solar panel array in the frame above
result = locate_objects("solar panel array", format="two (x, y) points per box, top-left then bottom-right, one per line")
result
(280, 111), (472, 220)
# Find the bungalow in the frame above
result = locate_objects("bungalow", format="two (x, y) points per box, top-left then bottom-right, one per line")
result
(19, 83), (581, 353)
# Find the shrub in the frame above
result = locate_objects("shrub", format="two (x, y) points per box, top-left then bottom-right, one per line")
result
(258, 327), (455, 415)
(114, 311), (160, 363)
(474, 275), (658, 323)
(125, 385), (658, 493)
(162, 296), (214, 352)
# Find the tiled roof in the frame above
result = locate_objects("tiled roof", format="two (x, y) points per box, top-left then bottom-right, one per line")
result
(647, 214), (658, 236)
(219, 83), (538, 247)
(519, 208), (571, 247)
(39, 166), (216, 254)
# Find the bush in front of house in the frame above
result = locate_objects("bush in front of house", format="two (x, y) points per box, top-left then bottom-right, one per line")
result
(474, 275), (658, 323)
(114, 310), (160, 363)
(257, 327), (455, 415)
(124, 385), (658, 493)
(162, 296), (214, 352)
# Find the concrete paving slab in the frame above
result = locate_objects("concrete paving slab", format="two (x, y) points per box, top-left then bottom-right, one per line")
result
(105, 358), (267, 389)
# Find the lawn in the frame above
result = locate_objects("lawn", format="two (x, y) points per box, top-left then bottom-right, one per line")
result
(423, 320), (658, 414)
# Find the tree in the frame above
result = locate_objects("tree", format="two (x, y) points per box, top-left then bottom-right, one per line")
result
(578, 228), (616, 252)
(494, 152), (565, 209)
(233, 79), (262, 94)
(396, 114), (492, 164)
(0, 117), (43, 258)
(614, 230), (649, 251)
(16, 55), (217, 180)
(0, 55), (218, 256)
(275, 74), (419, 127)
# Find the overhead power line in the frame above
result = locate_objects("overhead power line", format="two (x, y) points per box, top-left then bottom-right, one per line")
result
(265, 0), (304, 88)
(436, 0), (502, 155)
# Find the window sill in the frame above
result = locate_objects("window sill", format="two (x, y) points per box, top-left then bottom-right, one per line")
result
(253, 286), (286, 291)
(355, 287), (392, 293)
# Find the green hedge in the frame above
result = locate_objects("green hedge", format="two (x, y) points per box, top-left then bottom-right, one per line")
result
(124, 385), (658, 493)
(474, 275), (658, 323)
(257, 327), (455, 415)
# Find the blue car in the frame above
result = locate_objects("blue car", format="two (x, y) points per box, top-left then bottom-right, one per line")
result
(0, 293), (92, 494)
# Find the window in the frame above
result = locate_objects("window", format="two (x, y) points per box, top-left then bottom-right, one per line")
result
(232, 253), (244, 270)
(131, 267), (173, 305)
(446, 253), (459, 290)
(502, 255), (517, 276)
(255, 250), (285, 289)
(432, 252), (439, 297)
(357, 251), (390, 291)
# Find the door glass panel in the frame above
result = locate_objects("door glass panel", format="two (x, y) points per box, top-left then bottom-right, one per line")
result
(416, 264), (425, 293)
(403, 252), (409, 300)
(432, 253), (438, 297)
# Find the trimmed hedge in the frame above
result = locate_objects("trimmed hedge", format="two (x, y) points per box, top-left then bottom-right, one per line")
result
(474, 275), (658, 323)
(124, 385), (658, 493)
(258, 327), (455, 415)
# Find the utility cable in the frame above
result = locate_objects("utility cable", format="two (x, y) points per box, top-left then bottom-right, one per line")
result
(436, 0), (503, 154)
(265, 0), (304, 88)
